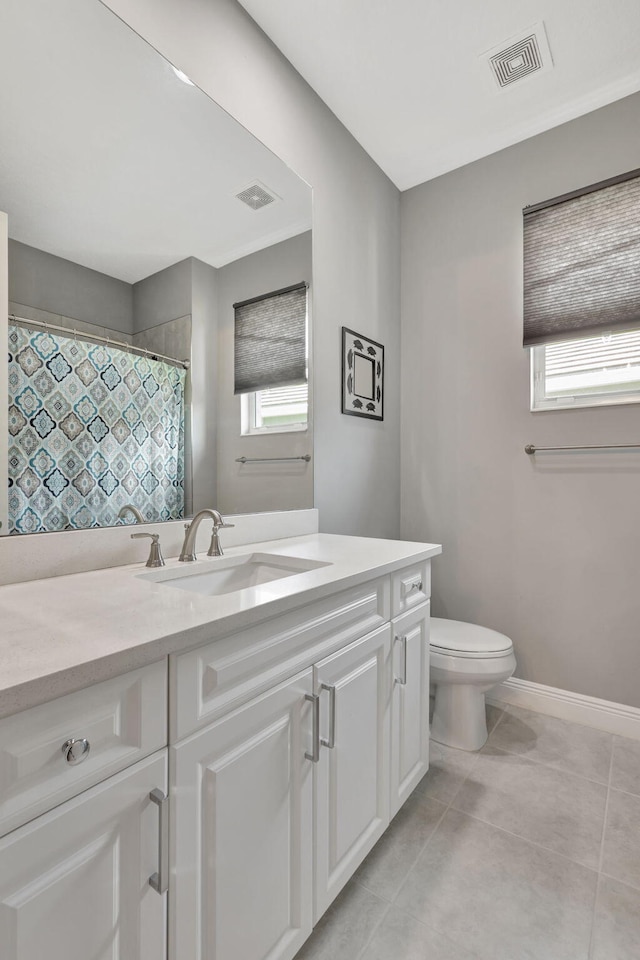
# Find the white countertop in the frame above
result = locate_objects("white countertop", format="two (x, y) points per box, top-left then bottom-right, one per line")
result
(0, 533), (441, 719)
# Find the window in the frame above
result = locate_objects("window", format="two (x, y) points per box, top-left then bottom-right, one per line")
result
(242, 382), (309, 434)
(531, 329), (640, 411)
(234, 282), (309, 435)
(523, 168), (640, 410)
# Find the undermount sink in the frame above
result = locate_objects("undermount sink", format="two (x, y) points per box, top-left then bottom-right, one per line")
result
(137, 552), (331, 597)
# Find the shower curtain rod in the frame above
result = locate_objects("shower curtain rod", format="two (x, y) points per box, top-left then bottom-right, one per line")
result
(8, 314), (190, 370)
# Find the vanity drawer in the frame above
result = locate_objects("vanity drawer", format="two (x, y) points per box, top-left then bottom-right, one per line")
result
(391, 560), (431, 618)
(0, 659), (167, 837)
(170, 575), (390, 741)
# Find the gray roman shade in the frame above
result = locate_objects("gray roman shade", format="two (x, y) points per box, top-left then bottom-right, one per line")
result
(234, 282), (307, 394)
(523, 169), (640, 347)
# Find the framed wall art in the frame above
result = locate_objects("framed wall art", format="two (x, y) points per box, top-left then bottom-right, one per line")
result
(341, 327), (384, 421)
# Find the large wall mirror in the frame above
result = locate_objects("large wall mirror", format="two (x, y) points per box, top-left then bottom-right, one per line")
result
(0, 0), (313, 537)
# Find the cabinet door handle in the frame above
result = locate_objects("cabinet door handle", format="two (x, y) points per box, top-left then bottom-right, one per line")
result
(305, 693), (321, 762)
(320, 683), (337, 749)
(149, 788), (169, 894)
(394, 635), (408, 685)
(403, 579), (423, 598)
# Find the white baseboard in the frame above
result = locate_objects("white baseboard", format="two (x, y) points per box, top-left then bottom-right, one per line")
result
(487, 677), (640, 742)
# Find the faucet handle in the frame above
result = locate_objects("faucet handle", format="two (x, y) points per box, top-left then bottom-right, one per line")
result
(207, 517), (234, 557)
(131, 532), (165, 568)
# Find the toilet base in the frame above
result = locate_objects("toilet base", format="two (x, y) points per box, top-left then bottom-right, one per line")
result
(431, 682), (490, 752)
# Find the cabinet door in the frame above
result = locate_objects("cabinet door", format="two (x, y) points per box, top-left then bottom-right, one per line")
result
(171, 669), (314, 960)
(314, 624), (391, 920)
(390, 601), (430, 817)
(0, 751), (167, 960)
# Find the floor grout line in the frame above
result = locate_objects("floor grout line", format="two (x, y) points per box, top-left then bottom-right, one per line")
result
(587, 742), (615, 959)
(444, 804), (603, 874)
(352, 794), (450, 903)
(482, 738), (612, 787)
(350, 873), (392, 903)
(368, 903), (486, 960)
(386, 783), (459, 908)
(450, 711), (612, 877)
(478, 741), (612, 790)
(355, 897), (392, 960)
(487, 704), (506, 736)
(598, 869), (640, 894)
(604, 782), (640, 800)
(378, 727), (495, 917)
(325, 722), (497, 958)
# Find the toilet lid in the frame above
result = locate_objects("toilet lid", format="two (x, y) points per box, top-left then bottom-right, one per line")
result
(430, 618), (513, 655)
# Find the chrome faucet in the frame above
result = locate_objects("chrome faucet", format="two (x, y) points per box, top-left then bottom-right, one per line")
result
(130, 532), (165, 567)
(179, 509), (235, 562)
(118, 503), (145, 524)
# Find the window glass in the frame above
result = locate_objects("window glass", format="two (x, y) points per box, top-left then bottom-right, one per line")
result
(242, 383), (308, 434)
(531, 329), (640, 410)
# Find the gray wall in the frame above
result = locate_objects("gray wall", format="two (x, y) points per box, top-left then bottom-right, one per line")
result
(103, 0), (402, 540)
(132, 257), (192, 332)
(190, 257), (219, 512)
(132, 255), (218, 511)
(216, 232), (313, 514)
(9, 239), (133, 333)
(401, 91), (640, 709)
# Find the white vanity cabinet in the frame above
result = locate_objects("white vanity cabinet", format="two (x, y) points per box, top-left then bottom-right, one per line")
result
(0, 547), (436, 960)
(0, 659), (169, 960)
(390, 601), (430, 816)
(0, 751), (168, 960)
(313, 624), (390, 919)
(0, 661), (168, 837)
(170, 669), (315, 960)
(169, 623), (393, 958)
(169, 561), (432, 960)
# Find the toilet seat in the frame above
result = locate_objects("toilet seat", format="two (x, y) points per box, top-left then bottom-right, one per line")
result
(430, 617), (513, 658)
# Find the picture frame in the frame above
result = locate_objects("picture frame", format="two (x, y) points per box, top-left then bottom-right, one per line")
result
(341, 327), (384, 421)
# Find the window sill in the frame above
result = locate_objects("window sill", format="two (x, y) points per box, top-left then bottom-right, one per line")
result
(531, 394), (640, 412)
(241, 424), (309, 437)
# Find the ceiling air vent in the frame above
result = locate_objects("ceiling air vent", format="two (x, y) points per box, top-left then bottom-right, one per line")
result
(482, 22), (553, 89)
(235, 181), (279, 211)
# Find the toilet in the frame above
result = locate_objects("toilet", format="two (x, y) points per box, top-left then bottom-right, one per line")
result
(430, 618), (516, 751)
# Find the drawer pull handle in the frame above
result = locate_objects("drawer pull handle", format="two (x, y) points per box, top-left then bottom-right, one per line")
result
(305, 693), (321, 763)
(406, 580), (423, 595)
(61, 738), (91, 765)
(321, 683), (337, 749)
(149, 788), (169, 894)
(394, 635), (408, 685)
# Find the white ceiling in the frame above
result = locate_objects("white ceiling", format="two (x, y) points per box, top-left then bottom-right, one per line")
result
(0, 0), (311, 283)
(237, 0), (640, 191)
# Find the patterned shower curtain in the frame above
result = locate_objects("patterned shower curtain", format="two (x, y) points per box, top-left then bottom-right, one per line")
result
(7, 324), (186, 534)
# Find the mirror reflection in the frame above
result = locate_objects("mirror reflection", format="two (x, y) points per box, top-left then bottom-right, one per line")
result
(0, 0), (313, 536)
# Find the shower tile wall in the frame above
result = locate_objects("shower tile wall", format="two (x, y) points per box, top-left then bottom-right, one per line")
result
(10, 301), (133, 346)
(132, 314), (191, 364)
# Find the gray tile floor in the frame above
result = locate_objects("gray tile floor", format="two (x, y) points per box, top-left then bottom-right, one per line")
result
(295, 704), (640, 960)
